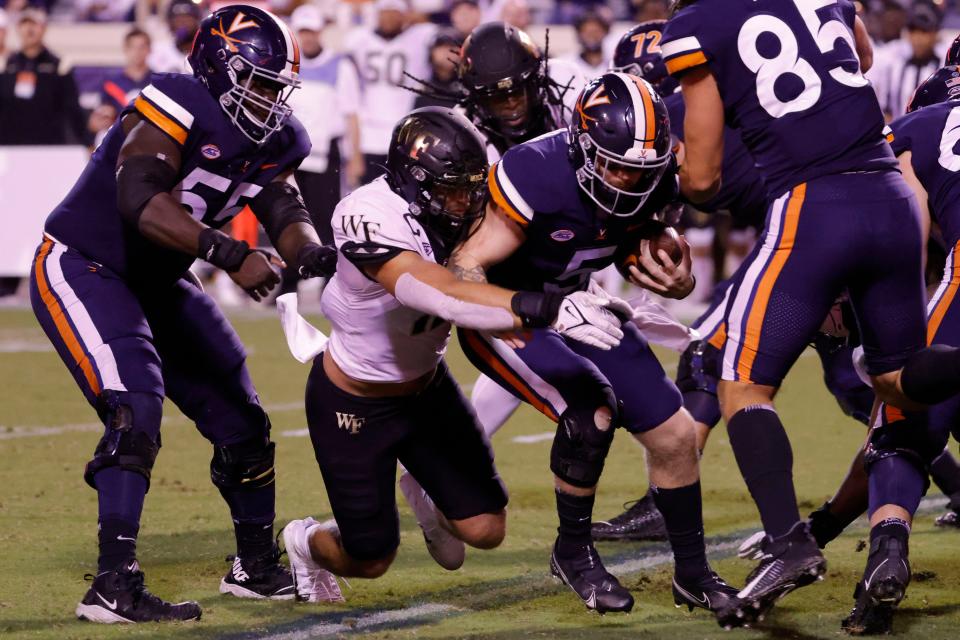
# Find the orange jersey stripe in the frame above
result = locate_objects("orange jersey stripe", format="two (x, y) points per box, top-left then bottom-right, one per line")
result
(487, 164), (529, 227)
(34, 240), (102, 395)
(707, 322), (727, 350)
(927, 241), (960, 344)
(883, 403), (905, 424)
(665, 51), (708, 75)
(736, 184), (806, 381)
(134, 96), (188, 145)
(463, 330), (558, 422)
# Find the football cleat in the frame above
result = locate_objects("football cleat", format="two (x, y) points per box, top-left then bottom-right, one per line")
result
(841, 534), (911, 636)
(75, 561), (202, 624)
(672, 569), (740, 615)
(591, 491), (668, 542)
(549, 539), (634, 614)
(719, 521), (826, 629)
(219, 545), (295, 600)
(281, 518), (345, 603)
(399, 471), (465, 570)
(934, 508), (960, 528)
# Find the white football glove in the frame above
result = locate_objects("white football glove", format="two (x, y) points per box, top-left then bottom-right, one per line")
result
(552, 290), (627, 350)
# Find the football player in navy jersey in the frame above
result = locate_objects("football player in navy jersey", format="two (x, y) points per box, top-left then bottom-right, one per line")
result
(451, 72), (738, 620)
(29, 6), (337, 624)
(664, 0), (960, 628)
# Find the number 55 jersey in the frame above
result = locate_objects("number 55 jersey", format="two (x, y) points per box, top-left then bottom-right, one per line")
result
(662, 0), (896, 199)
(44, 73), (311, 288)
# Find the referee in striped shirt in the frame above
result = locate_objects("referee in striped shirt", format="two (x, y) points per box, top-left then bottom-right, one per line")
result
(868, 0), (943, 121)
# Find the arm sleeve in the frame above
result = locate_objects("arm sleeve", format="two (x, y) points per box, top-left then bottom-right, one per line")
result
(393, 273), (516, 331)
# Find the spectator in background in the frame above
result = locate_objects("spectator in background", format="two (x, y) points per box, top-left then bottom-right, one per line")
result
(0, 9), (7, 68)
(88, 27), (154, 143)
(287, 3), (363, 245)
(869, 0), (942, 120)
(0, 9), (87, 145)
(75, 0), (137, 22)
(148, 0), (202, 73)
(499, 0), (530, 30)
(344, 0), (435, 183)
(413, 28), (461, 109)
(449, 0), (482, 42)
(633, 0), (668, 22)
(869, 0), (909, 47)
(560, 10), (610, 81)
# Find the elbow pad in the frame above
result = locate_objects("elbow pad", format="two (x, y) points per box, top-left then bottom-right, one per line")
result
(115, 155), (178, 227)
(250, 182), (313, 243)
(394, 273), (515, 332)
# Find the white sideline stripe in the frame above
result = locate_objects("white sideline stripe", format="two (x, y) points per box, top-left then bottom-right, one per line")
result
(511, 431), (554, 444)
(257, 603), (458, 640)
(0, 401), (306, 440)
(0, 340), (53, 352)
(608, 539), (740, 575)
(281, 428), (310, 438)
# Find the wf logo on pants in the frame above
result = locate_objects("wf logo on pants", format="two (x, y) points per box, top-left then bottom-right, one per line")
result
(336, 412), (365, 435)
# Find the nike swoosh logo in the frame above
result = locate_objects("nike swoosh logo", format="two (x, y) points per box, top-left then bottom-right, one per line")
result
(865, 558), (889, 590)
(96, 592), (118, 610)
(674, 580), (708, 606)
(116, 535), (136, 542)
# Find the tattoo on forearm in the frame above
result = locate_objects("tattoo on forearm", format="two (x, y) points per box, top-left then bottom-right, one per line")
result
(449, 253), (488, 283)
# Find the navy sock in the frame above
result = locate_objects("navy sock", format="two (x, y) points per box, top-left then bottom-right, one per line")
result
(870, 517), (910, 546)
(929, 450), (960, 506)
(95, 467), (147, 572)
(219, 483), (276, 559)
(651, 481), (709, 581)
(867, 456), (925, 516)
(727, 405), (801, 538)
(555, 489), (594, 556)
(900, 344), (960, 405)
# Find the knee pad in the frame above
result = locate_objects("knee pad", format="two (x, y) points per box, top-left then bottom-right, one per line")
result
(676, 340), (720, 396)
(550, 387), (618, 488)
(210, 435), (276, 491)
(863, 416), (949, 490)
(84, 390), (163, 490)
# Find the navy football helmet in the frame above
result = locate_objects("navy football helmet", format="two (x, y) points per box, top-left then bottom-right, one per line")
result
(387, 107), (489, 249)
(611, 20), (678, 96)
(189, 5), (301, 144)
(569, 73), (672, 217)
(907, 66), (960, 112)
(947, 33), (960, 66)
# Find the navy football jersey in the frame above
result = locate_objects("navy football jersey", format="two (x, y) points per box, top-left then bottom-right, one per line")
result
(45, 73), (311, 287)
(663, 91), (767, 225)
(662, 0), (896, 198)
(487, 129), (678, 294)
(889, 102), (960, 247)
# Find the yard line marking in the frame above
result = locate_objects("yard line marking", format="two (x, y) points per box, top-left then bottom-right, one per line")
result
(511, 431), (555, 444)
(252, 604), (458, 640)
(281, 428), (310, 438)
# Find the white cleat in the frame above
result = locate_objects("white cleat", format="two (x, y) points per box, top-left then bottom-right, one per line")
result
(281, 517), (345, 603)
(399, 471), (465, 571)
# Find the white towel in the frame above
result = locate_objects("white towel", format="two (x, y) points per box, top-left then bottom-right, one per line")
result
(276, 293), (328, 363)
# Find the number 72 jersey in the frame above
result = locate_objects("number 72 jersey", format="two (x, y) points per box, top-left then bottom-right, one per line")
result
(662, 0), (896, 199)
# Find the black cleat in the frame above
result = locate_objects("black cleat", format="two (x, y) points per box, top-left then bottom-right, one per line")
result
(934, 508), (960, 528)
(220, 545), (295, 600)
(719, 521), (826, 629)
(75, 561), (202, 624)
(550, 540), (634, 614)
(842, 535), (910, 636)
(673, 569), (739, 615)
(591, 491), (668, 542)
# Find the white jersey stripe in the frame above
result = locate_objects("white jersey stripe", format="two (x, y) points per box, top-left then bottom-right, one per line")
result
(482, 332), (569, 417)
(927, 246), (955, 318)
(495, 162), (536, 222)
(721, 192), (789, 380)
(141, 84), (194, 130)
(45, 244), (127, 392)
(661, 36), (703, 59)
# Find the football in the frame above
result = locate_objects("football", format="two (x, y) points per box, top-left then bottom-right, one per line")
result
(615, 220), (684, 281)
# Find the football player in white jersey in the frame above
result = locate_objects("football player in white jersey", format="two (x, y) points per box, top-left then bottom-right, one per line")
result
(280, 107), (632, 602)
(343, 0), (437, 183)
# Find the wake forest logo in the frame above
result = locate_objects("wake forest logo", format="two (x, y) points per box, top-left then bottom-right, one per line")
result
(341, 215), (381, 242)
(336, 412), (365, 435)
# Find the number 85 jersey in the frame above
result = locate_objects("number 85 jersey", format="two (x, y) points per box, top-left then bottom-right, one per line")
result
(662, 0), (896, 198)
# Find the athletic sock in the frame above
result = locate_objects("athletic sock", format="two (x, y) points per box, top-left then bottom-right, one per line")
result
(555, 489), (594, 557)
(867, 455), (925, 517)
(95, 466), (148, 573)
(900, 344), (960, 405)
(219, 483), (276, 559)
(727, 405), (801, 538)
(651, 481), (709, 581)
(870, 517), (910, 546)
(929, 449), (960, 507)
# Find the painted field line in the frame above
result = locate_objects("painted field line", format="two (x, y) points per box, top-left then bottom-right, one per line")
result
(511, 431), (554, 444)
(255, 604), (459, 640)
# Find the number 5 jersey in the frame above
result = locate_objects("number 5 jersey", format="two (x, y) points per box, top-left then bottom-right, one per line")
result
(44, 73), (311, 288)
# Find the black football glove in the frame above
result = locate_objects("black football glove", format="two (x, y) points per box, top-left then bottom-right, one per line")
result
(297, 242), (338, 279)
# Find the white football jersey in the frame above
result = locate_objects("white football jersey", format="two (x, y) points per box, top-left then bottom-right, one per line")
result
(322, 176), (451, 383)
(344, 23), (437, 155)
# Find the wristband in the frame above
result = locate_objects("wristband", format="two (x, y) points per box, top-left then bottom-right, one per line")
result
(198, 228), (250, 272)
(510, 290), (564, 328)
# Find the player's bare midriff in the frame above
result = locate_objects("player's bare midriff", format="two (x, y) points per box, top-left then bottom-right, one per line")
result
(323, 349), (436, 397)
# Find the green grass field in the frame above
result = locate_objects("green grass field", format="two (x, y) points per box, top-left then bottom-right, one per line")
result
(2, 306), (959, 639)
